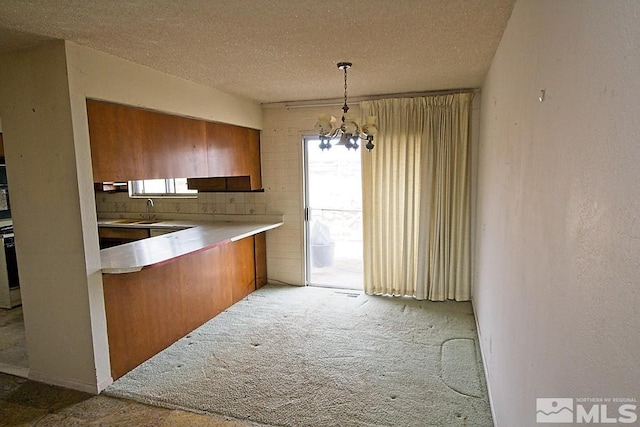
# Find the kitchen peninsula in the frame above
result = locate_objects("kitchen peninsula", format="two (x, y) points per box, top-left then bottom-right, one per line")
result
(99, 218), (281, 273)
(99, 217), (282, 379)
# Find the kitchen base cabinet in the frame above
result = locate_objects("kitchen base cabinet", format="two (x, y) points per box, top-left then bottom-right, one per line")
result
(103, 237), (257, 380)
(255, 233), (267, 289)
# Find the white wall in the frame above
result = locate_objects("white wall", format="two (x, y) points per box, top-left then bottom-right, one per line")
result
(260, 105), (359, 285)
(0, 40), (262, 393)
(474, 1), (640, 425)
(65, 42), (262, 129)
(0, 41), (105, 392)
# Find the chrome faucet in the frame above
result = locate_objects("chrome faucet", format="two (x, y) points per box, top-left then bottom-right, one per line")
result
(141, 198), (156, 220)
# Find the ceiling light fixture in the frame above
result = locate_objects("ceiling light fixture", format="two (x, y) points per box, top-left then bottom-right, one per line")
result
(315, 62), (378, 151)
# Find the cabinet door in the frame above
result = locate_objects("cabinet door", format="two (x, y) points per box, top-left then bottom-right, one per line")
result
(254, 233), (267, 288)
(227, 237), (258, 301)
(139, 109), (207, 179)
(87, 100), (145, 182)
(205, 121), (243, 176)
(206, 122), (262, 190)
(245, 128), (262, 190)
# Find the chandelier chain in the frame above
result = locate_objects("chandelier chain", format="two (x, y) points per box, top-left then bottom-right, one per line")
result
(343, 66), (349, 114)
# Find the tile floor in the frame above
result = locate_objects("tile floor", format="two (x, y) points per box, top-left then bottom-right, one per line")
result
(0, 306), (29, 377)
(0, 372), (268, 426)
(0, 307), (269, 426)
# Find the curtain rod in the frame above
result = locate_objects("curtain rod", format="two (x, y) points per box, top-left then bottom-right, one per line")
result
(262, 88), (479, 110)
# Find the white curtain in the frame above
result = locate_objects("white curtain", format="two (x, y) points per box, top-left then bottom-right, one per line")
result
(361, 93), (472, 301)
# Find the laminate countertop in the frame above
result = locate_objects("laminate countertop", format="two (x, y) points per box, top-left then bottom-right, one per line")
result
(98, 219), (283, 274)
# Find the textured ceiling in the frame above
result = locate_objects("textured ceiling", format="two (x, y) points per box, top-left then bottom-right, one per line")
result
(0, 0), (515, 104)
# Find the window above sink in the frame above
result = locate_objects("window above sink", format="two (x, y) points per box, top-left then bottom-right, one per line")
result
(129, 178), (197, 198)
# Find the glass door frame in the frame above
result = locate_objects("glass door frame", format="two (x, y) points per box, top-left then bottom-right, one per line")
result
(302, 135), (364, 289)
(302, 134), (313, 286)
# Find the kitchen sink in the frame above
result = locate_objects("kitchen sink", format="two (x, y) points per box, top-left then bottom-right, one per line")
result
(109, 219), (160, 225)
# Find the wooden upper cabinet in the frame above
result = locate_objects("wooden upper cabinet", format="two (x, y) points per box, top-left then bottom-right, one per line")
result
(206, 122), (262, 190)
(138, 109), (207, 179)
(87, 99), (145, 182)
(86, 99), (261, 188)
(245, 128), (262, 190)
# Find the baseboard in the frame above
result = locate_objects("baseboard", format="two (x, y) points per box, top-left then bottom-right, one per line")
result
(28, 370), (111, 395)
(97, 375), (114, 393)
(472, 300), (499, 427)
(0, 362), (29, 378)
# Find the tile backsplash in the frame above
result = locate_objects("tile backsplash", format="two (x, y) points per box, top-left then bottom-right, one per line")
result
(95, 191), (267, 218)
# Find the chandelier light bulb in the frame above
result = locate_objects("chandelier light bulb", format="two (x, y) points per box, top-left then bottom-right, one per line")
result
(315, 114), (335, 135)
(343, 113), (359, 134)
(362, 116), (378, 136)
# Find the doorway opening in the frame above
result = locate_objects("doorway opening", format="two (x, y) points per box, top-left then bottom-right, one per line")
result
(0, 136), (28, 377)
(304, 137), (363, 290)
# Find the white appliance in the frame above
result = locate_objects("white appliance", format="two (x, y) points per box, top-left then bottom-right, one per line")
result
(0, 224), (20, 309)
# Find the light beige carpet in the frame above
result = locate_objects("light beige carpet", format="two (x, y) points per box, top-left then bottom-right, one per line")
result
(106, 284), (492, 426)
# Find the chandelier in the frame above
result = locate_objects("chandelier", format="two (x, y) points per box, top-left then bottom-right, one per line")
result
(315, 62), (378, 151)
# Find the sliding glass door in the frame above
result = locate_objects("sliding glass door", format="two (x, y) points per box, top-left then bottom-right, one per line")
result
(304, 138), (363, 290)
